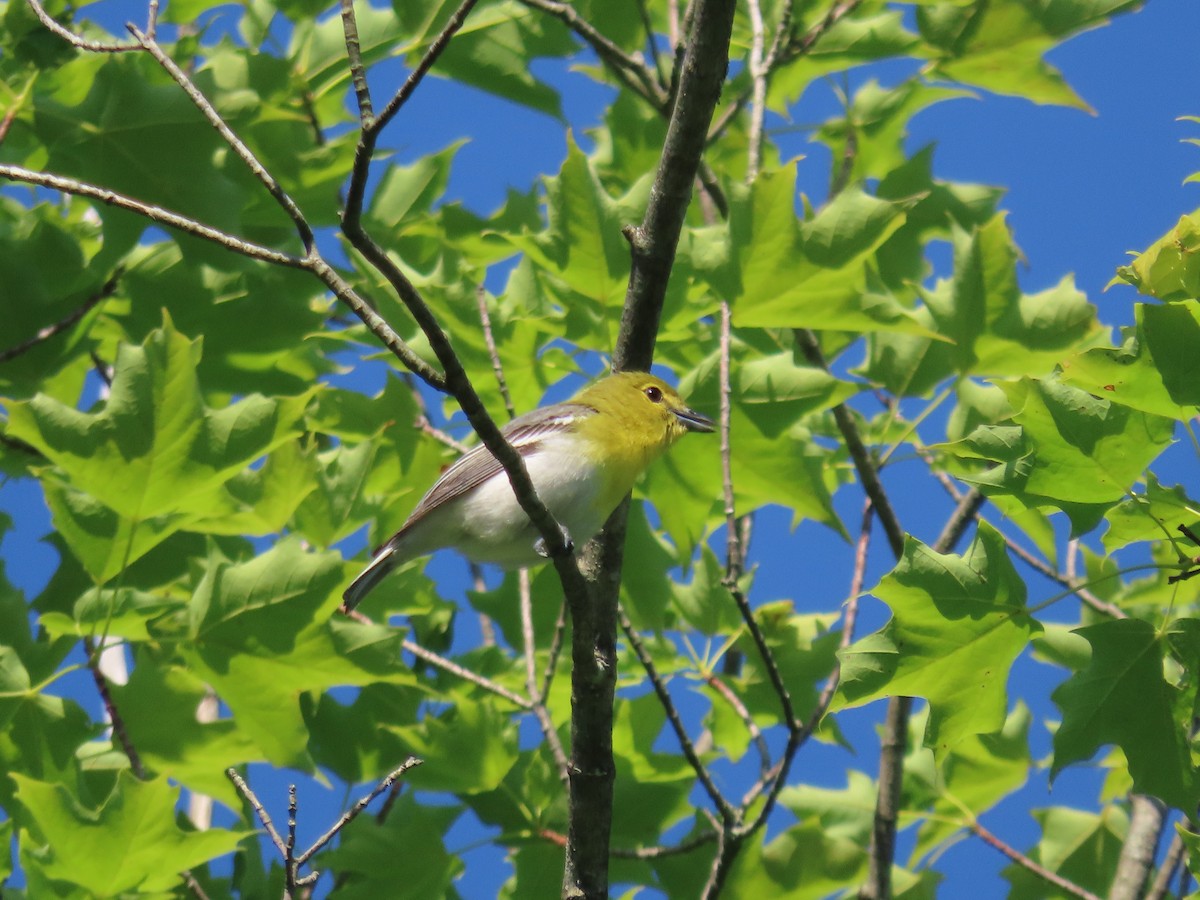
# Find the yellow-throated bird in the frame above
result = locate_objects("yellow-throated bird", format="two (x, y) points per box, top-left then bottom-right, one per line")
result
(342, 372), (713, 611)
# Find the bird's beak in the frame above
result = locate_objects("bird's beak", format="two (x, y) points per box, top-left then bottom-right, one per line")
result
(673, 406), (715, 433)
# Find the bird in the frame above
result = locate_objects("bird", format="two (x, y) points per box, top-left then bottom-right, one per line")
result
(341, 371), (714, 611)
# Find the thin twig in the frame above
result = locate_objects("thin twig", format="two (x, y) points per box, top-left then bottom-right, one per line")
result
(0, 165), (304, 268)
(83, 637), (144, 779)
(538, 600), (568, 704)
(181, 871), (212, 900)
(25, 0), (157, 52)
(634, 0), (669, 90)
(971, 821), (1104, 900)
(402, 637), (532, 709)
(521, 568), (570, 780)
(805, 499), (873, 739)
(518, 0), (667, 110)
(707, 0), (859, 142)
(126, 23), (314, 252)
(372, 0), (484, 136)
(618, 606), (735, 823)
(344, 0), (481, 217)
(0, 268), (122, 363)
(476, 286), (515, 419)
(296, 757), (424, 863)
(745, 0), (768, 180)
(285, 785), (298, 894)
(794, 328), (905, 559)
(612, 829), (719, 859)
(226, 768), (289, 858)
(705, 673), (771, 779)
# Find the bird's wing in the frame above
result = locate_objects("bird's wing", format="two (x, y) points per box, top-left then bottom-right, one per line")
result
(405, 401), (595, 523)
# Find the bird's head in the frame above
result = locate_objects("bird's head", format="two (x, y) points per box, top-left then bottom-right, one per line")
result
(574, 371), (714, 456)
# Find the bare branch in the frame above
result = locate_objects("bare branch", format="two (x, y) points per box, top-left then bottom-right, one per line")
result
(745, 0), (768, 179)
(563, 5), (736, 895)
(1109, 795), (1166, 900)
(538, 600), (568, 704)
(634, 0), (669, 90)
(706, 673), (771, 779)
(794, 328), (906, 559)
(339, 0), (373, 125)
(476, 286), (515, 420)
(125, 23), (314, 252)
(24, 0), (158, 53)
(296, 757), (424, 864)
(612, 829), (718, 859)
(517, 0), (667, 110)
(226, 768), (289, 858)
(83, 636), (144, 779)
(862, 695), (909, 900)
(345, 0), (481, 217)
(402, 636), (533, 709)
(521, 568), (570, 781)
(618, 606), (735, 822)
(615, 0), (736, 371)
(805, 499), (873, 740)
(0, 165), (304, 268)
(1146, 827), (1187, 900)
(971, 821), (1104, 900)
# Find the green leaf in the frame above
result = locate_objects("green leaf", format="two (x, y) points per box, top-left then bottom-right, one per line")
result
(182, 538), (416, 769)
(1113, 209), (1200, 301)
(725, 169), (926, 334)
(722, 820), (867, 898)
(504, 134), (644, 349)
(1140, 300), (1200, 406)
(387, 697), (520, 794)
(1060, 308), (1194, 420)
(1103, 472), (1200, 553)
(13, 771), (246, 895)
(32, 55), (250, 232)
(909, 703), (1032, 862)
(0, 198), (122, 402)
(922, 216), (1103, 377)
(813, 79), (971, 185)
(920, 0), (1138, 109)
(1051, 618), (1197, 809)
(1002, 806), (1127, 899)
(993, 376), (1175, 506)
(109, 656), (259, 808)
(670, 545), (744, 635)
(5, 316), (309, 536)
(324, 793), (463, 899)
(835, 523), (1040, 757)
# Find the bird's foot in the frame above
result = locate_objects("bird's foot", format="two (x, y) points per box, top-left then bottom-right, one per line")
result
(534, 523), (574, 559)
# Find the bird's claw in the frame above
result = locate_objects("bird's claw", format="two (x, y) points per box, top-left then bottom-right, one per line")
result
(534, 524), (574, 559)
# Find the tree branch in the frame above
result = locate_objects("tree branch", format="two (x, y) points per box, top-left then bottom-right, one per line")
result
(618, 606), (735, 821)
(613, 0), (736, 371)
(971, 820), (1103, 900)
(1109, 794), (1166, 900)
(0, 166), (304, 267)
(560, 4), (736, 897)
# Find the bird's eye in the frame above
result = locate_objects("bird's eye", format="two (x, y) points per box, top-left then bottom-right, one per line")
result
(644, 385), (663, 403)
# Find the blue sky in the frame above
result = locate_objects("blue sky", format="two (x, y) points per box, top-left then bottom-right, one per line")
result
(4, 0), (1200, 896)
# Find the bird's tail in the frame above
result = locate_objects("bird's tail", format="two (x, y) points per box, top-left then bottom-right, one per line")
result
(341, 545), (400, 612)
